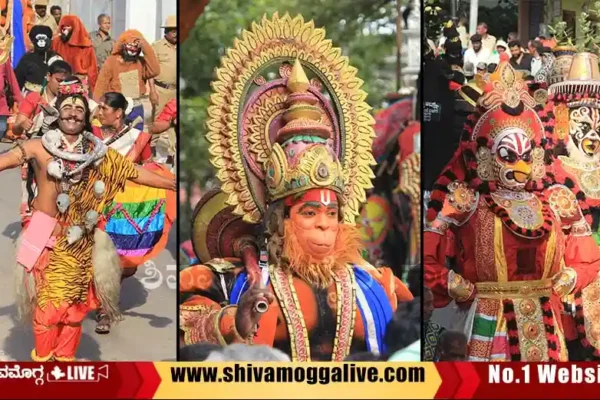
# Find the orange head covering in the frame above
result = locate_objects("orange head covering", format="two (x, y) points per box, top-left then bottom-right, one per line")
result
(111, 29), (144, 55)
(57, 15), (92, 47)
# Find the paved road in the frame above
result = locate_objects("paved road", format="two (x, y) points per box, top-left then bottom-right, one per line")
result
(0, 144), (177, 361)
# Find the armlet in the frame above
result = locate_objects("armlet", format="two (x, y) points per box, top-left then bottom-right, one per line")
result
(11, 142), (28, 165)
(205, 258), (239, 274)
(425, 181), (478, 234)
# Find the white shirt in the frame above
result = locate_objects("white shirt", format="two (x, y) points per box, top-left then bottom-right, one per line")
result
(463, 48), (491, 70)
(531, 56), (542, 76)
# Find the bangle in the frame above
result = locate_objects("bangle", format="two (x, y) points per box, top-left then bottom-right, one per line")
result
(448, 270), (474, 302)
(214, 305), (235, 346)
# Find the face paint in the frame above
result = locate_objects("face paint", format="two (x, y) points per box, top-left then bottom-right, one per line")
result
(492, 128), (533, 190)
(34, 33), (49, 50)
(287, 189), (340, 260)
(59, 97), (85, 111)
(568, 106), (600, 161)
(125, 40), (141, 56)
(58, 96), (87, 135)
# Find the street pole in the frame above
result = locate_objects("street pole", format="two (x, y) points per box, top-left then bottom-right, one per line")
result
(396, 0), (403, 91)
(469, 0), (479, 35)
(451, 0), (457, 17)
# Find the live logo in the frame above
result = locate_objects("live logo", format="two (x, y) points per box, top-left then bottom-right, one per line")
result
(66, 366), (95, 381)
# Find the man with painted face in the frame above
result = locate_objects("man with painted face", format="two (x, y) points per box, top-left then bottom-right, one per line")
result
(52, 15), (98, 95)
(94, 29), (160, 131)
(0, 77), (175, 361)
(424, 62), (600, 361)
(15, 25), (62, 90)
(179, 15), (413, 361)
(546, 52), (600, 360)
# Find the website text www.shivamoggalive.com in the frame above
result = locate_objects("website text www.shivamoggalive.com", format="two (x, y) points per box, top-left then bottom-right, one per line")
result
(171, 364), (425, 384)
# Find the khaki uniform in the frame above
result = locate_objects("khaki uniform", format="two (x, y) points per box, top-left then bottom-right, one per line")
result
(151, 38), (176, 157)
(36, 14), (58, 34)
(90, 31), (115, 72)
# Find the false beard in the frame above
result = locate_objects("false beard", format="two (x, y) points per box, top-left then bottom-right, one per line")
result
(280, 219), (363, 289)
(60, 32), (72, 43)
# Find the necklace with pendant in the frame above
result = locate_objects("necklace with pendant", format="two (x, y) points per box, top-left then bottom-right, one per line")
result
(43, 129), (108, 245)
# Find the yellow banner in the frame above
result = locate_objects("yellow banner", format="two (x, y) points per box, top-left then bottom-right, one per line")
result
(154, 362), (440, 399)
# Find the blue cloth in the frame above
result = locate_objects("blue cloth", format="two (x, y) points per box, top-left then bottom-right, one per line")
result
(12, 0), (26, 68)
(127, 104), (144, 131)
(229, 265), (394, 353)
(353, 266), (394, 354)
(230, 272), (248, 305)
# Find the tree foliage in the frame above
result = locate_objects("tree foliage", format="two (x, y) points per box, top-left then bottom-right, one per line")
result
(180, 0), (399, 239)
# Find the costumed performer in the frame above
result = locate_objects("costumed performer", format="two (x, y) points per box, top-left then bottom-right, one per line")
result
(424, 62), (600, 361)
(52, 15), (97, 95)
(545, 51), (600, 360)
(179, 13), (413, 361)
(8, 78), (174, 361)
(94, 29), (160, 131)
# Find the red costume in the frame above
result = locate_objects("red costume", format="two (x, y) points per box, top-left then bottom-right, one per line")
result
(52, 15), (98, 93)
(424, 62), (600, 361)
(545, 51), (600, 359)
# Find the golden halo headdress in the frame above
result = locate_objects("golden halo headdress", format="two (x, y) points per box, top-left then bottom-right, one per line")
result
(206, 13), (376, 224)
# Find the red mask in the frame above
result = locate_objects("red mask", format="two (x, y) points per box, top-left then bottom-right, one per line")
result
(287, 189), (339, 260)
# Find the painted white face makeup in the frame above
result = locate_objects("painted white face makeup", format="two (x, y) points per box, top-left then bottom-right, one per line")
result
(125, 41), (141, 56)
(569, 106), (600, 160)
(493, 129), (533, 190)
(35, 34), (48, 48)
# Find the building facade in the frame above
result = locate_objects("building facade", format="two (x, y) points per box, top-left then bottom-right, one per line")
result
(516, 0), (594, 42)
(41, 0), (175, 43)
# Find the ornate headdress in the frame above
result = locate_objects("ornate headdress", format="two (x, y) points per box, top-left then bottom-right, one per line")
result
(58, 79), (86, 97)
(427, 62), (552, 238)
(547, 53), (600, 161)
(206, 13), (375, 225)
(545, 52), (600, 207)
(549, 52), (600, 105)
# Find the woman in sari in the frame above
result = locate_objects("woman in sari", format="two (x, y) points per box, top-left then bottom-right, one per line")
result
(94, 92), (176, 333)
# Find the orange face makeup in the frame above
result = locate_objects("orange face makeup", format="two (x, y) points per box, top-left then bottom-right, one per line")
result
(288, 189), (340, 260)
